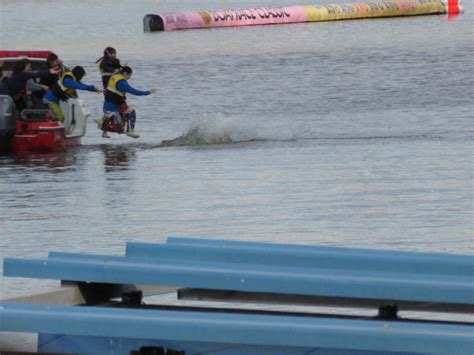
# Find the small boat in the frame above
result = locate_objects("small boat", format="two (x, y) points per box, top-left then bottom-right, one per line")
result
(0, 50), (90, 154)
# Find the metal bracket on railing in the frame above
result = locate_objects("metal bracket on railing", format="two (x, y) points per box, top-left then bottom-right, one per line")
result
(377, 305), (398, 320)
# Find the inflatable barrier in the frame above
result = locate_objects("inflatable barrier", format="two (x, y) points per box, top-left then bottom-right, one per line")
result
(144, 0), (461, 31)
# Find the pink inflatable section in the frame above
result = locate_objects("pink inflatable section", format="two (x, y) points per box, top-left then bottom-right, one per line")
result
(144, 6), (309, 31)
(143, 1), (450, 32)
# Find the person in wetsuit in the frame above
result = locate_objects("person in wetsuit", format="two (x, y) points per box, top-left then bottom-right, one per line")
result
(96, 47), (122, 89)
(98, 66), (155, 139)
(43, 66), (102, 122)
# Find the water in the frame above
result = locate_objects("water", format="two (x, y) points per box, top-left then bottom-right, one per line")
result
(0, 0), (473, 350)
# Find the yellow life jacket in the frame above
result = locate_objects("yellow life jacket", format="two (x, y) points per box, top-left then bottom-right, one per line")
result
(105, 73), (127, 105)
(107, 74), (127, 96)
(57, 71), (77, 98)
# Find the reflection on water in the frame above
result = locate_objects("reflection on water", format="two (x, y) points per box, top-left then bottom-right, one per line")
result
(100, 145), (137, 173)
(0, 149), (80, 174)
(11, 151), (77, 170)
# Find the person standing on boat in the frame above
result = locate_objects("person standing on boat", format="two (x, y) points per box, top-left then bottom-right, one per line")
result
(28, 53), (66, 108)
(5, 59), (60, 112)
(98, 66), (155, 139)
(96, 47), (122, 89)
(43, 66), (102, 122)
(35, 53), (65, 90)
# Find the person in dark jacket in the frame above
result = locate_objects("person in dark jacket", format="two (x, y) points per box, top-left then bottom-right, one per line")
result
(30, 53), (67, 108)
(40, 53), (65, 88)
(43, 66), (102, 122)
(96, 47), (122, 89)
(6, 59), (59, 112)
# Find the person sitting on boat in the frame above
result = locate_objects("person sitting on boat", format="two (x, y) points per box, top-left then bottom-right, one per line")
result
(98, 66), (155, 139)
(43, 66), (102, 123)
(5, 59), (60, 112)
(96, 47), (122, 89)
(25, 79), (50, 109)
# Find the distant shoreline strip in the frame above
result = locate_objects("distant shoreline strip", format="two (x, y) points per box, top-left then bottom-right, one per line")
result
(143, 0), (459, 32)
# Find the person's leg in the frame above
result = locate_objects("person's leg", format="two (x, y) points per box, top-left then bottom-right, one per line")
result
(44, 100), (65, 122)
(118, 104), (127, 130)
(125, 115), (139, 138)
(118, 103), (139, 137)
(113, 112), (124, 133)
(99, 112), (110, 138)
(100, 110), (120, 138)
(126, 109), (136, 131)
(14, 98), (27, 113)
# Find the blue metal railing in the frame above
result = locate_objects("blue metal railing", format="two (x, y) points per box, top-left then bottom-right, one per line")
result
(1, 302), (472, 354)
(4, 238), (473, 305)
(127, 237), (474, 275)
(1, 237), (473, 354)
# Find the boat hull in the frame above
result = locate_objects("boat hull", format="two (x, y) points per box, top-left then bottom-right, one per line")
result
(11, 121), (68, 153)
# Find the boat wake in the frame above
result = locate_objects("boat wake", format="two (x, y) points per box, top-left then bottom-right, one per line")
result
(157, 115), (266, 147)
(153, 114), (448, 148)
(155, 125), (445, 148)
(81, 112), (455, 152)
(159, 126), (234, 147)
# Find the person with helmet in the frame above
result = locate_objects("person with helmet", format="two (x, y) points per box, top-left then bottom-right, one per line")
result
(96, 47), (123, 89)
(43, 66), (103, 122)
(97, 66), (155, 139)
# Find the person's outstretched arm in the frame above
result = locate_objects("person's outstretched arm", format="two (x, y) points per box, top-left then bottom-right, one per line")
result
(116, 80), (152, 96)
(63, 77), (99, 92)
(20, 69), (56, 81)
(28, 79), (48, 92)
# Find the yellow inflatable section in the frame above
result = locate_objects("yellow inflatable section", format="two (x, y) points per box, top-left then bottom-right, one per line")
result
(303, 0), (446, 22)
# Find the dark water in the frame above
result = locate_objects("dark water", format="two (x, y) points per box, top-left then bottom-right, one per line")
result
(0, 0), (473, 350)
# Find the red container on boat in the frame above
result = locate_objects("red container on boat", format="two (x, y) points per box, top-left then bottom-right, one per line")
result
(11, 111), (66, 153)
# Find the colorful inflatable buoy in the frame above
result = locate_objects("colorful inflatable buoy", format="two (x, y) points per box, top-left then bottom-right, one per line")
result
(144, 0), (461, 32)
(447, 0), (460, 17)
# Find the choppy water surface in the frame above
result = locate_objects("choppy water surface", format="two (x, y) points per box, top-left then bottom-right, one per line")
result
(0, 0), (473, 350)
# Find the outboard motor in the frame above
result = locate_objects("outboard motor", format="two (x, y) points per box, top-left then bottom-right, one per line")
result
(0, 95), (17, 152)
